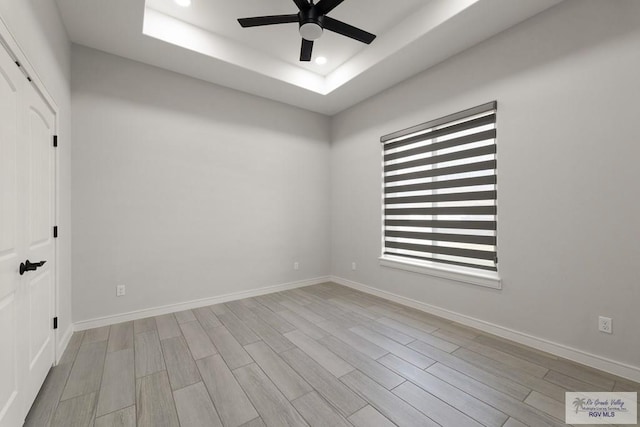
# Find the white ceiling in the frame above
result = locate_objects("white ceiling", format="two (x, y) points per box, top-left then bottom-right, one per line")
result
(55, 0), (563, 115)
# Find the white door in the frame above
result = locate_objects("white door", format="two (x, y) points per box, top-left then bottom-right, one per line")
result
(0, 41), (56, 426)
(0, 37), (24, 427)
(22, 70), (56, 412)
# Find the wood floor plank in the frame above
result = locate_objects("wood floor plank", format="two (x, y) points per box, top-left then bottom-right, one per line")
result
(249, 303), (296, 334)
(306, 301), (355, 323)
(544, 369), (595, 392)
(406, 338), (532, 401)
(96, 348), (135, 417)
(278, 299), (326, 324)
(197, 354), (258, 426)
(292, 391), (351, 427)
(94, 405), (136, 427)
(350, 326), (435, 369)
(474, 334), (559, 365)
(155, 314), (181, 340)
(328, 298), (382, 321)
(316, 321), (388, 359)
(58, 331), (84, 366)
(243, 315), (295, 353)
(474, 334), (616, 390)
(134, 317), (157, 334)
(82, 326), (110, 345)
(431, 328), (476, 347)
(255, 294), (288, 313)
(379, 355), (508, 427)
(217, 310), (261, 345)
(24, 363), (72, 427)
(347, 405), (396, 427)
(544, 358), (616, 390)
(136, 371), (180, 427)
(466, 341), (549, 378)
(284, 330), (354, 377)
(234, 363), (309, 427)
(451, 347), (566, 401)
(364, 320), (414, 345)
(226, 301), (259, 321)
(180, 320), (218, 360)
(206, 325), (253, 369)
(503, 417), (529, 427)
(209, 303), (228, 316)
(280, 348), (366, 417)
(173, 309), (196, 324)
(377, 317), (459, 352)
(276, 310), (328, 340)
(135, 330), (166, 378)
(340, 370), (438, 426)
(108, 321), (134, 353)
(194, 306), (222, 329)
(245, 341), (313, 401)
(61, 340), (107, 400)
(51, 392), (97, 427)
(369, 306), (439, 333)
(161, 336), (201, 390)
(240, 417), (267, 427)
(393, 381), (483, 427)
(173, 382), (223, 427)
(524, 391), (565, 422)
(426, 363), (565, 427)
(318, 336), (403, 390)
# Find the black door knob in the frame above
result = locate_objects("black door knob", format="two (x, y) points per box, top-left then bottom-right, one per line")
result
(19, 260), (46, 276)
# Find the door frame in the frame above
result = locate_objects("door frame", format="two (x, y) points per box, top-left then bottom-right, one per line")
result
(0, 16), (62, 364)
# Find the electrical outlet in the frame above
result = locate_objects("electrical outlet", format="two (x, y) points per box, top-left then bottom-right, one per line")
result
(293, 262), (299, 271)
(351, 262), (357, 271)
(598, 316), (612, 334)
(116, 285), (126, 297)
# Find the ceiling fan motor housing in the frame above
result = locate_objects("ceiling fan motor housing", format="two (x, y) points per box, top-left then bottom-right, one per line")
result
(299, 8), (324, 40)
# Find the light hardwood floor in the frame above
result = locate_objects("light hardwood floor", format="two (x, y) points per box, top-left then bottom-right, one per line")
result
(25, 283), (639, 426)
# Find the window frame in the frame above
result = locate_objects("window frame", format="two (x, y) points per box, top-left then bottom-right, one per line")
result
(379, 101), (501, 289)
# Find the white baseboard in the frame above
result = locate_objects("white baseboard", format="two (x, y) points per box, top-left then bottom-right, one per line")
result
(331, 275), (640, 383)
(56, 325), (73, 364)
(74, 276), (330, 331)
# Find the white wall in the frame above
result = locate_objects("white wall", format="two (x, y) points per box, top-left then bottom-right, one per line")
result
(0, 0), (72, 353)
(331, 0), (640, 371)
(71, 45), (331, 322)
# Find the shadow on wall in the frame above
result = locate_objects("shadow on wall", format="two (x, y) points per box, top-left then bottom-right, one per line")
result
(71, 44), (330, 143)
(333, 0), (640, 140)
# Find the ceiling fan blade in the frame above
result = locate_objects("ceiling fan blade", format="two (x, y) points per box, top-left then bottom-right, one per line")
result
(238, 14), (299, 28)
(323, 16), (376, 44)
(300, 39), (313, 61)
(315, 0), (344, 15)
(292, 0), (310, 11)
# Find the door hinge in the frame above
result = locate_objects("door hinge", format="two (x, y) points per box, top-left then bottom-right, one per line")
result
(53, 226), (58, 238)
(53, 317), (58, 330)
(53, 135), (58, 147)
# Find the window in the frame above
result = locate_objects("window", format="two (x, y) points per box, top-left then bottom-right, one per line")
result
(380, 102), (498, 286)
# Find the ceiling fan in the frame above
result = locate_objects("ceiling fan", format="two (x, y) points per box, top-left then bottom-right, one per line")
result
(238, 0), (376, 62)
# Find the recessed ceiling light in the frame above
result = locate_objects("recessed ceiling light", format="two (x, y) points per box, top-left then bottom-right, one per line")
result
(315, 56), (327, 65)
(174, 0), (191, 7)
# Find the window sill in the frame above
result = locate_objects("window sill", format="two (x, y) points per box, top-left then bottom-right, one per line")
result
(379, 256), (502, 289)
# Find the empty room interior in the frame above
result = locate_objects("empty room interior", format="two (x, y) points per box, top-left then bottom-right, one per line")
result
(1, 0), (639, 426)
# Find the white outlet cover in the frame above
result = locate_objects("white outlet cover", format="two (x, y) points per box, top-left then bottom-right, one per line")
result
(598, 316), (612, 334)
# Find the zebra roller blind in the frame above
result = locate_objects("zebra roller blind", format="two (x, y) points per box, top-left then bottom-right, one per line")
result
(381, 101), (497, 272)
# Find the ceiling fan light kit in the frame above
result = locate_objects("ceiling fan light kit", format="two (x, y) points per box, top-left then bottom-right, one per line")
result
(238, 0), (376, 62)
